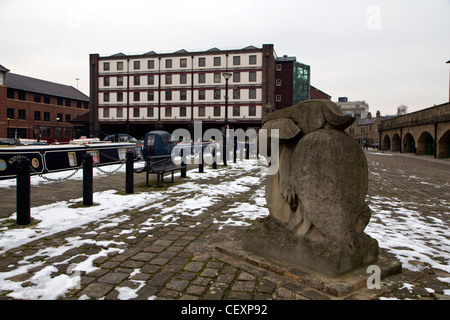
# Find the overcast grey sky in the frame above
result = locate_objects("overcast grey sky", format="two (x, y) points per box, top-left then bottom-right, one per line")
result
(1, 0), (449, 116)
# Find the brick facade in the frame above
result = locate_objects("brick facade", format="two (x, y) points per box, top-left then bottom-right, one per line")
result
(0, 68), (90, 142)
(89, 44), (310, 139)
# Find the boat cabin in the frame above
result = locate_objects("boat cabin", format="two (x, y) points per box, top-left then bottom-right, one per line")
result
(142, 131), (176, 158)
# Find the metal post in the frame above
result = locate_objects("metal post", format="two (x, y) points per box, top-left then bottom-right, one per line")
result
(245, 139), (250, 160)
(222, 73), (232, 166)
(16, 157), (31, 225)
(83, 153), (93, 206)
(233, 137), (237, 163)
(212, 146), (217, 169)
(199, 145), (204, 173)
(126, 151), (134, 194)
(180, 148), (187, 178)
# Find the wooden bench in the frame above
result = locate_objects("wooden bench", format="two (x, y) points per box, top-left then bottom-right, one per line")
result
(134, 155), (186, 187)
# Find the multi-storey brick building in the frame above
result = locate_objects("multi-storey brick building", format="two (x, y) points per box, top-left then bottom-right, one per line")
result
(274, 55), (311, 110)
(0, 65), (90, 143)
(89, 44), (311, 139)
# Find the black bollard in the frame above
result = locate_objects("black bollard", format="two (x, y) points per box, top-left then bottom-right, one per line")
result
(233, 138), (237, 163)
(126, 151), (134, 194)
(199, 145), (204, 173)
(16, 157), (31, 225)
(212, 146), (217, 169)
(83, 153), (93, 206)
(180, 148), (187, 178)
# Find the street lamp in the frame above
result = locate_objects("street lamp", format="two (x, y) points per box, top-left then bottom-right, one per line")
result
(222, 72), (232, 166)
(126, 58), (130, 135)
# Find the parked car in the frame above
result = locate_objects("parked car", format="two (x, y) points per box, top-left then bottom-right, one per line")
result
(103, 134), (144, 159)
(103, 134), (135, 143)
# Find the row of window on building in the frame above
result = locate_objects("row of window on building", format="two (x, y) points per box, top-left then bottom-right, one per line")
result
(7, 88), (89, 109)
(101, 71), (259, 87)
(103, 55), (259, 72)
(7, 127), (74, 140)
(102, 88), (260, 103)
(6, 108), (73, 123)
(101, 105), (258, 119)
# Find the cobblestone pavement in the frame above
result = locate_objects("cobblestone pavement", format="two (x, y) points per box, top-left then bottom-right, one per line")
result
(0, 150), (449, 301)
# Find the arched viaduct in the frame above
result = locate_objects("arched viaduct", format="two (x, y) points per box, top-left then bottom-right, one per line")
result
(378, 102), (450, 159)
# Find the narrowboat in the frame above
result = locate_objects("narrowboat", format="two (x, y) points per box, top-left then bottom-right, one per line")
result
(0, 138), (137, 180)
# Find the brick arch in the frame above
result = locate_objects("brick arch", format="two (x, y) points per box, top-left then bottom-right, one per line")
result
(417, 131), (435, 156)
(437, 130), (450, 158)
(382, 134), (391, 151)
(402, 132), (416, 154)
(392, 133), (401, 152)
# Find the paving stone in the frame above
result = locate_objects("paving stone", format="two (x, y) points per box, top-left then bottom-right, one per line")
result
(201, 268), (219, 278)
(131, 252), (156, 261)
(184, 262), (205, 272)
(81, 283), (114, 299)
(143, 246), (166, 253)
(166, 279), (189, 291)
(153, 239), (173, 247)
(232, 281), (255, 292)
(192, 277), (212, 286)
(120, 260), (145, 269)
(148, 272), (173, 287)
(257, 279), (277, 294)
(150, 258), (169, 266)
(238, 271), (256, 281)
(300, 290), (331, 300)
(186, 285), (206, 296)
(228, 291), (253, 300)
(98, 272), (129, 285)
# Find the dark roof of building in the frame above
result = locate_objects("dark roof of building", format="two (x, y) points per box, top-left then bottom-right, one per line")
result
(70, 111), (91, 123)
(242, 45), (258, 50)
(5, 73), (89, 101)
(358, 118), (378, 125)
(310, 85), (331, 99)
(110, 52), (127, 57)
(0, 64), (9, 72)
(276, 55), (296, 62)
(358, 115), (397, 125)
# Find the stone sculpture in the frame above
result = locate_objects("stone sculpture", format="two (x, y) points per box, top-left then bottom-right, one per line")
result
(243, 99), (379, 277)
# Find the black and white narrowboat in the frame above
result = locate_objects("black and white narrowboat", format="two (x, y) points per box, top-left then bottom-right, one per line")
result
(0, 138), (137, 180)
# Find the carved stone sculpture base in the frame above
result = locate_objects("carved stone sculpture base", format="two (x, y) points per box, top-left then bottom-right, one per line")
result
(243, 216), (379, 277)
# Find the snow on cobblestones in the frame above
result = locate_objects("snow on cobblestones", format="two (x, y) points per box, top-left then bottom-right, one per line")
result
(0, 152), (449, 299)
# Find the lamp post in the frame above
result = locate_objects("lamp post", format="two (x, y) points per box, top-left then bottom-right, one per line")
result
(126, 58), (130, 135)
(222, 72), (232, 166)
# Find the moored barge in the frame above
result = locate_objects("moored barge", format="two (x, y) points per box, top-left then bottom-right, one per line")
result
(0, 138), (137, 180)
